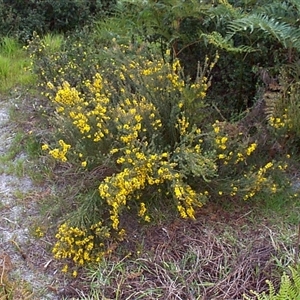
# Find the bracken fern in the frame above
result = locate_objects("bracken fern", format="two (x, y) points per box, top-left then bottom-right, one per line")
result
(244, 265), (300, 300)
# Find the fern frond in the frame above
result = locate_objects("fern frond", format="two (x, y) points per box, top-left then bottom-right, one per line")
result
(206, 2), (243, 26)
(245, 264), (300, 300)
(244, 289), (269, 300)
(264, 90), (281, 122)
(200, 31), (255, 53)
(287, 0), (300, 14)
(285, 61), (300, 81)
(227, 13), (300, 50)
(266, 279), (277, 298)
(278, 273), (295, 299)
(254, 2), (298, 23)
(289, 265), (300, 292)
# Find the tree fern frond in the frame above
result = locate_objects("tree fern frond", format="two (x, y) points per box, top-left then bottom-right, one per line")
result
(172, 0), (208, 17)
(287, 0), (300, 14)
(227, 13), (300, 50)
(206, 2), (243, 26)
(285, 27), (300, 50)
(254, 2), (298, 23)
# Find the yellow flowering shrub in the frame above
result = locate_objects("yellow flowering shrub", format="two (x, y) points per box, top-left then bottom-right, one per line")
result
(37, 41), (289, 270)
(264, 67), (300, 151)
(39, 44), (220, 268)
(210, 120), (289, 200)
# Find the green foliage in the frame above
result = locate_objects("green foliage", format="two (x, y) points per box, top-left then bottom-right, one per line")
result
(41, 33), (64, 55)
(26, 0), (295, 272)
(228, 13), (300, 52)
(0, 36), (20, 56)
(114, 0), (300, 118)
(0, 0), (117, 41)
(263, 63), (300, 153)
(244, 265), (300, 300)
(26, 31), (101, 91)
(30, 36), (290, 269)
(0, 37), (34, 92)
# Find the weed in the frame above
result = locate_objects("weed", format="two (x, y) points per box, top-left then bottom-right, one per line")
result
(29, 34), (291, 271)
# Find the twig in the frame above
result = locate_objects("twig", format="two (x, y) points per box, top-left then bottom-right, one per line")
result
(212, 103), (227, 121)
(10, 239), (27, 260)
(236, 210), (253, 222)
(294, 223), (300, 264)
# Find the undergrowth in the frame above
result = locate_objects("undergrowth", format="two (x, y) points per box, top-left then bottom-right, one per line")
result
(27, 33), (292, 274)
(2, 0), (299, 298)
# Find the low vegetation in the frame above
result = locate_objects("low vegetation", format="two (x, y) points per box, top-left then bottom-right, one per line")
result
(1, 0), (300, 299)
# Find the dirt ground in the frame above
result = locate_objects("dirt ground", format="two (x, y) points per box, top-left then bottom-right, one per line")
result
(0, 99), (61, 299)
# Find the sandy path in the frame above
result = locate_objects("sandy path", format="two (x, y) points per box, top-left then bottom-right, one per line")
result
(0, 100), (59, 299)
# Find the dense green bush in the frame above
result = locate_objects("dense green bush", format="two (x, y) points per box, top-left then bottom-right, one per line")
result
(0, 0), (117, 41)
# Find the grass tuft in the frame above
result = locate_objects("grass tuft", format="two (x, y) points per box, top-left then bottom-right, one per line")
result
(41, 33), (64, 54)
(0, 37), (35, 93)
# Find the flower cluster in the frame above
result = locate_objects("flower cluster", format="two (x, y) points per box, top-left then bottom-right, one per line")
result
(213, 121), (258, 165)
(52, 221), (111, 273)
(269, 115), (288, 129)
(42, 139), (71, 162)
(210, 120), (289, 199)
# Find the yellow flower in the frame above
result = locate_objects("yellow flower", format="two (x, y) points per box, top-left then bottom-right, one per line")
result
(177, 205), (187, 218)
(246, 143), (257, 156)
(110, 148), (119, 155)
(265, 162), (273, 169)
(138, 202), (147, 217)
(117, 157), (126, 164)
(62, 264), (68, 273)
(47, 81), (54, 90)
(174, 185), (182, 198)
(221, 137), (228, 144)
(41, 144), (49, 150)
(134, 114), (143, 122)
(213, 125), (220, 134)
(81, 161), (87, 167)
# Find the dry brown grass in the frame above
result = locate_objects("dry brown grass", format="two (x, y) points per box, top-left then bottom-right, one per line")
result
(57, 202), (298, 300)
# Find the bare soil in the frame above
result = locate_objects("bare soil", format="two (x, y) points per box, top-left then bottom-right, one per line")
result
(0, 99), (61, 299)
